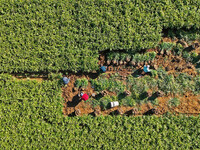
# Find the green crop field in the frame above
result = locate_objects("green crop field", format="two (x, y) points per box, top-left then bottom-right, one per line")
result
(0, 74), (200, 149)
(1, 0), (199, 73)
(1, 0), (200, 149)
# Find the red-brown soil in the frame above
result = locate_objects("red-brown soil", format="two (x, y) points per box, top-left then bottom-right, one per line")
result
(62, 73), (200, 116)
(63, 39), (200, 116)
(62, 69), (199, 117)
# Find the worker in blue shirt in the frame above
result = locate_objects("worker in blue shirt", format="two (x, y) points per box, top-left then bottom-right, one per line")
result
(100, 66), (107, 73)
(143, 65), (152, 76)
(63, 76), (70, 86)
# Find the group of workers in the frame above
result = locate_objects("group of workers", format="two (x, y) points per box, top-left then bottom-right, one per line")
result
(62, 64), (151, 101)
(62, 76), (90, 101)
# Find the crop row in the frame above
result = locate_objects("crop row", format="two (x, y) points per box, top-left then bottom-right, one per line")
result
(106, 52), (157, 66)
(0, 74), (199, 149)
(87, 68), (200, 108)
(0, 0), (200, 73)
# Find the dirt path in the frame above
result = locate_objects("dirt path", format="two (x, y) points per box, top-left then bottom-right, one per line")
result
(14, 76), (47, 82)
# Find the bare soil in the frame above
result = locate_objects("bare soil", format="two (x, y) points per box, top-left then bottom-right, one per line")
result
(62, 67), (199, 117)
(62, 38), (200, 116)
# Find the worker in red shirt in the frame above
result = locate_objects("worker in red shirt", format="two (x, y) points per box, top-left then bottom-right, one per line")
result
(80, 92), (89, 101)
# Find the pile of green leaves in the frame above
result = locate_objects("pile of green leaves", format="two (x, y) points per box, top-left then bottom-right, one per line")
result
(75, 78), (88, 88)
(1, 0), (199, 73)
(90, 73), (125, 93)
(168, 98), (180, 107)
(131, 68), (200, 96)
(132, 52), (157, 63)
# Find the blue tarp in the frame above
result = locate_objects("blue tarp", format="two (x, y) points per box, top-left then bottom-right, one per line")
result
(63, 77), (70, 85)
(100, 66), (106, 73)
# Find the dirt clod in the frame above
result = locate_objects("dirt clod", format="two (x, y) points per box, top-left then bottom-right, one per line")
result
(94, 109), (101, 117)
(92, 93), (96, 97)
(125, 90), (131, 96)
(153, 64), (158, 70)
(75, 109), (81, 116)
(73, 87), (78, 92)
(129, 61), (136, 66)
(155, 91), (165, 97)
(116, 108), (124, 115)
(101, 90), (108, 96)
(132, 108), (139, 115)
(177, 40), (188, 48)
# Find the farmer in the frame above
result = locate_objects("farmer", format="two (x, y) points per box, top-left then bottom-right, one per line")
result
(63, 76), (70, 86)
(100, 66), (107, 73)
(80, 92), (89, 101)
(143, 65), (152, 76)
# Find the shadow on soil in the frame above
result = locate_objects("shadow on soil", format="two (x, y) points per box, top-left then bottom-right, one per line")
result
(88, 112), (96, 117)
(124, 110), (133, 116)
(68, 111), (76, 117)
(148, 93), (158, 101)
(143, 108), (157, 115)
(67, 95), (81, 107)
(117, 93), (126, 101)
(131, 68), (142, 77)
(94, 93), (103, 100)
(109, 110), (119, 116)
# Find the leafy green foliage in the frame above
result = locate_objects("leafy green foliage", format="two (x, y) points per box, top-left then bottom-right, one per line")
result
(90, 74), (125, 93)
(149, 52), (157, 61)
(173, 43), (184, 56)
(121, 96), (136, 107)
(167, 29), (200, 41)
(0, 74), (63, 124)
(168, 98), (180, 107)
(107, 51), (156, 63)
(48, 73), (62, 80)
(90, 68), (199, 107)
(182, 51), (193, 62)
(151, 70), (158, 78)
(1, 0), (199, 73)
(159, 42), (175, 52)
(0, 74), (200, 149)
(132, 52), (157, 63)
(151, 98), (159, 106)
(194, 76), (200, 95)
(75, 78), (88, 88)
(99, 95), (117, 110)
